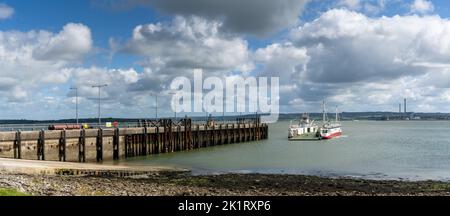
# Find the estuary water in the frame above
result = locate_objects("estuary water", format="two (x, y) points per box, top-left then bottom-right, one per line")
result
(120, 120), (450, 181)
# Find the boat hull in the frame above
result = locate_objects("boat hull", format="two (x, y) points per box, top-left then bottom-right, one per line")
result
(289, 132), (321, 141)
(320, 131), (342, 139)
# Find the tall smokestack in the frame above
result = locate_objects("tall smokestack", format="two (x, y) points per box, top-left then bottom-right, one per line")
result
(404, 98), (406, 113)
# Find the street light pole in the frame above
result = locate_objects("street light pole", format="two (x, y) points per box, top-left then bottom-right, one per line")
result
(169, 92), (177, 119)
(70, 87), (78, 125)
(151, 93), (158, 119)
(92, 84), (108, 127)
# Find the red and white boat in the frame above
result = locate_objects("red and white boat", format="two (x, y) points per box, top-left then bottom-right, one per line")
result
(318, 101), (342, 140)
(319, 123), (342, 139)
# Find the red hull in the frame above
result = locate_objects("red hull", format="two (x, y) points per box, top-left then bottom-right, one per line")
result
(321, 132), (342, 139)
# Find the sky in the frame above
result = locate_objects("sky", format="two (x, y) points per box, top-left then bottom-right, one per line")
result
(0, 0), (450, 120)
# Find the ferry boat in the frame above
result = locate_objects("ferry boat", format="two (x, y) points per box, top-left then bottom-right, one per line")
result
(288, 113), (320, 140)
(288, 100), (343, 141)
(318, 101), (342, 140)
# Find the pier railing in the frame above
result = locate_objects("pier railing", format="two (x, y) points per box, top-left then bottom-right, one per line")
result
(0, 118), (268, 163)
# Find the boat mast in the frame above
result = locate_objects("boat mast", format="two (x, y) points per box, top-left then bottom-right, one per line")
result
(322, 100), (326, 124)
(335, 106), (338, 122)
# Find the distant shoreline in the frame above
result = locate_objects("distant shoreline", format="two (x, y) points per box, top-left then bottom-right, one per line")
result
(0, 111), (450, 123)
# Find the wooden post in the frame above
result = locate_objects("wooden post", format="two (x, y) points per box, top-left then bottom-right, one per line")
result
(224, 124), (228, 144)
(113, 128), (119, 160)
(143, 126), (148, 155)
(219, 124), (223, 145)
(237, 123), (241, 143)
(156, 126), (160, 154)
(205, 123), (209, 147)
(96, 128), (103, 162)
(124, 135), (128, 158)
(59, 129), (66, 162)
(195, 124), (199, 149)
(178, 125), (181, 151)
(79, 129), (86, 162)
(14, 130), (21, 159)
(37, 129), (45, 160)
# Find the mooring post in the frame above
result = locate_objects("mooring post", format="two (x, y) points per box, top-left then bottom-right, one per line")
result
(96, 128), (103, 162)
(183, 118), (187, 150)
(237, 123), (241, 143)
(212, 124), (216, 146)
(156, 126), (160, 154)
(168, 119), (173, 152)
(143, 126), (148, 155)
(134, 134), (138, 156)
(14, 130), (21, 159)
(37, 129), (45, 160)
(59, 129), (66, 162)
(187, 118), (192, 150)
(194, 124), (199, 149)
(79, 129), (86, 162)
(162, 119), (166, 153)
(113, 128), (119, 160)
(224, 124), (228, 144)
(177, 125), (181, 151)
(219, 124), (223, 145)
(125, 135), (130, 158)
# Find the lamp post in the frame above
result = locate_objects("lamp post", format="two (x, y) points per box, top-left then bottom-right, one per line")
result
(169, 91), (177, 119)
(92, 84), (108, 127)
(70, 87), (78, 125)
(151, 92), (158, 119)
(222, 99), (225, 124)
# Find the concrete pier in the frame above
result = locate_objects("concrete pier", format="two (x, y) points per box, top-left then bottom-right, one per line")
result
(0, 118), (269, 163)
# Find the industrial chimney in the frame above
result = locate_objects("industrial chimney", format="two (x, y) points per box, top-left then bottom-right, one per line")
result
(404, 98), (406, 113)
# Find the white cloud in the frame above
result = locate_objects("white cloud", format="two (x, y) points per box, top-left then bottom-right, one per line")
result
(33, 23), (93, 62)
(0, 23), (92, 102)
(410, 0), (434, 14)
(124, 16), (253, 76)
(283, 8), (450, 111)
(0, 3), (13, 20)
(254, 43), (309, 105)
(97, 0), (310, 36)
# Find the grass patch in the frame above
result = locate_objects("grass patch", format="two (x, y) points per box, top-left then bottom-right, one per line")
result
(0, 188), (29, 196)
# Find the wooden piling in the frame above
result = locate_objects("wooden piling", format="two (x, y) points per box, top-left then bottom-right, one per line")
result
(113, 128), (119, 160)
(37, 129), (45, 160)
(59, 129), (66, 162)
(13, 131), (21, 159)
(142, 126), (148, 156)
(96, 128), (103, 162)
(78, 129), (86, 162)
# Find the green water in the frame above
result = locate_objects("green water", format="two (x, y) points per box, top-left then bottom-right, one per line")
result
(120, 121), (450, 181)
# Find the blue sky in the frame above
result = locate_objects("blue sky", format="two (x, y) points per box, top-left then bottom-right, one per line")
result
(1, 0), (450, 120)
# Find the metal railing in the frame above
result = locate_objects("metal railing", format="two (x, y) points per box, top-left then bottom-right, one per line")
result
(0, 116), (262, 132)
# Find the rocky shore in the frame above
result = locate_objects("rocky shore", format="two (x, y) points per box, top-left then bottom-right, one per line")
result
(1, 170), (450, 196)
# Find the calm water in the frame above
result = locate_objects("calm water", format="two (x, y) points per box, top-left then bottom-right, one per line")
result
(118, 121), (450, 181)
